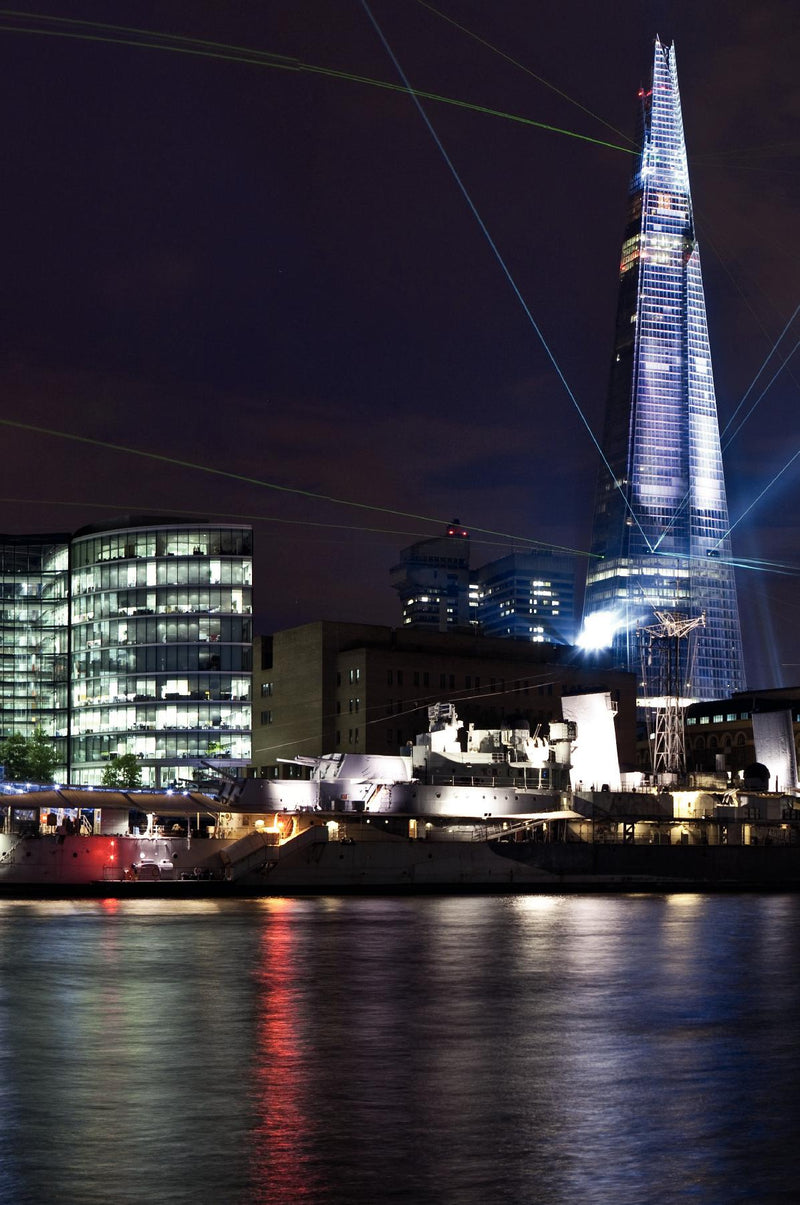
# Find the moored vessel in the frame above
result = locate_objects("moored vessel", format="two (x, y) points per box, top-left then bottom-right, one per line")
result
(2, 700), (800, 894)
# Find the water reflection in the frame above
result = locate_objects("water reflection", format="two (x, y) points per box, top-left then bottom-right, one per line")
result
(0, 895), (798, 1203)
(249, 900), (325, 1203)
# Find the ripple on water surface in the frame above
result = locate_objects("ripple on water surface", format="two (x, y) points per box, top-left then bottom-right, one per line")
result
(0, 893), (799, 1204)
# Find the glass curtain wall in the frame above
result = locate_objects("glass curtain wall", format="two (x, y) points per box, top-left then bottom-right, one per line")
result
(70, 524), (252, 786)
(583, 38), (744, 699)
(476, 553), (577, 644)
(0, 536), (70, 775)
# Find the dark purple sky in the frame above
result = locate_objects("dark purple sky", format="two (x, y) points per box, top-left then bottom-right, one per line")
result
(2, 1), (797, 688)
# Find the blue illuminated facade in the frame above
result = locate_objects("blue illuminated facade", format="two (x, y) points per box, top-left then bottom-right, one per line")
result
(583, 38), (744, 700)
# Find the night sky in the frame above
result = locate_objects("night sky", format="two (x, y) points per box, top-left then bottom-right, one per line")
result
(2, 1), (797, 689)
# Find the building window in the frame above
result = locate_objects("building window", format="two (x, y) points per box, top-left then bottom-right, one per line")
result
(387, 670), (393, 686)
(349, 668), (360, 684)
(260, 710), (272, 724)
(260, 682), (273, 697)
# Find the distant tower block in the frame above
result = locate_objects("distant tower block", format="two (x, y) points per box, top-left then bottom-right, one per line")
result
(582, 38), (744, 700)
(390, 522), (473, 632)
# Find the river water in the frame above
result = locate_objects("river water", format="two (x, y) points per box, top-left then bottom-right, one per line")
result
(0, 893), (798, 1204)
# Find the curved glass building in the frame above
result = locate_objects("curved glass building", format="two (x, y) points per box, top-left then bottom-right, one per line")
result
(69, 521), (252, 785)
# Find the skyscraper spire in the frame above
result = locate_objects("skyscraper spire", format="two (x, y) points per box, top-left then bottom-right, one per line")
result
(582, 38), (744, 700)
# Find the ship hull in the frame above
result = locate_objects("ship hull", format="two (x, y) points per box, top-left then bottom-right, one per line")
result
(2, 831), (800, 895)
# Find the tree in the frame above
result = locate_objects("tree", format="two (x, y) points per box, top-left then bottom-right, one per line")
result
(101, 753), (142, 790)
(0, 729), (58, 783)
(0, 732), (30, 780)
(26, 728), (58, 784)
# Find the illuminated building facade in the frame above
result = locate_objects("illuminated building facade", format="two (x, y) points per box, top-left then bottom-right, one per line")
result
(392, 527), (577, 643)
(0, 520), (253, 786)
(0, 535), (70, 767)
(475, 551), (577, 644)
(70, 521), (253, 786)
(583, 38), (744, 700)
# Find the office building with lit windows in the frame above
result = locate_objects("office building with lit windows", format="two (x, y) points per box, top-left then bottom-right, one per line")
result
(0, 519), (252, 785)
(582, 38), (744, 700)
(392, 526), (577, 644)
(0, 534), (70, 767)
(390, 523), (475, 631)
(475, 551), (577, 645)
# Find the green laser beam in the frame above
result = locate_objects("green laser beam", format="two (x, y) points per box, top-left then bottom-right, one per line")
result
(0, 7), (299, 61)
(0, 496), (562, 553)
(0, 419), (598, 559)
(413, 0), (635, 145)
(0, 11), (636, 155)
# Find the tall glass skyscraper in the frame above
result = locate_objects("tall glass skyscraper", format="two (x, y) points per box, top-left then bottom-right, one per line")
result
(583, 37), (744, 701)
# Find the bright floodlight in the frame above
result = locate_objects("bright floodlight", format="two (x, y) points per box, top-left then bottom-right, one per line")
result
(577, 610), (619, 651)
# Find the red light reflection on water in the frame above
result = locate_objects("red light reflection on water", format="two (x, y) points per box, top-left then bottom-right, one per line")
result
(248, 904), (323, 1203)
